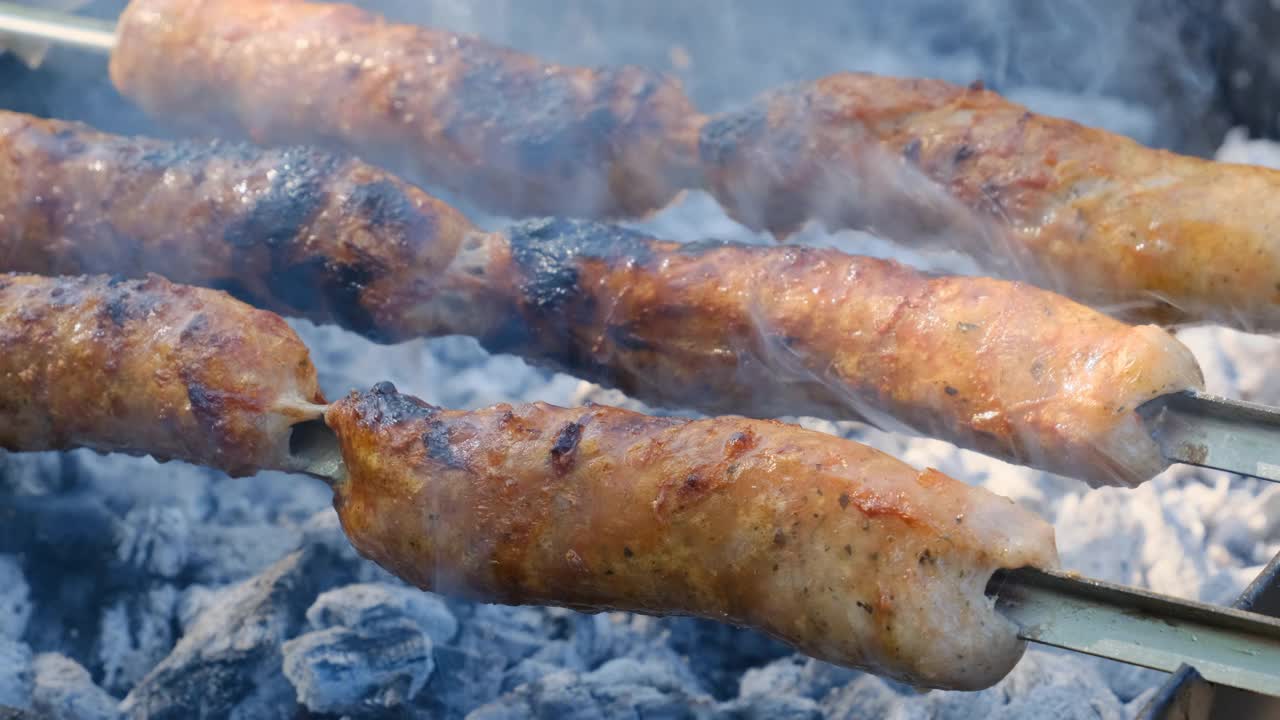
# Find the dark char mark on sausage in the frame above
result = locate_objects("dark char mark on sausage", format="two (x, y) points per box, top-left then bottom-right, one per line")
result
(698, 102), (768, 166)
(423, 420), (467, 469)
(549, 420), (584, 474)
(493, 217), (662, 382)
(506, 217), (654, 312)
(213, 146), (388, 340)
(353, 382), (439, 427)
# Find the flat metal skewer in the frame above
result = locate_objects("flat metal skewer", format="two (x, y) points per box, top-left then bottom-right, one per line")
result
(1139, 390), (1280, 483)
(0, 2), (115, 54)
(990, 567), (1280, 697)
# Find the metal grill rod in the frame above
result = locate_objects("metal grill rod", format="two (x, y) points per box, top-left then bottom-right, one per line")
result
(0, 2), (114, 54)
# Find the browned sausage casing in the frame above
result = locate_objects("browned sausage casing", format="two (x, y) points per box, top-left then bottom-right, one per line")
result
(110, 0), (1280, 329)
(0, 273), (325, 476)
(326, 382), (1060, 690)
(0, 112), (1204, 486)
(702, 73), (1280, 329)
(109, 0), (703, 220)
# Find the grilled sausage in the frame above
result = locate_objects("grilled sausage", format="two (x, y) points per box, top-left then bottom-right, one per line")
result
(0, 111), (1205, 485)
(109, 1), (1280, 329)
(0, 273), (325, 476)
(0, 112), (1205, 486)
(0, 110), (489, 343)
(702, 73), (1280, 329)
(325, 382), (1060, 690)
(109, 0), (703, 220)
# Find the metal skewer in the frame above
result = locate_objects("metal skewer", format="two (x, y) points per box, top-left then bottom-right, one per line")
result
(990, 567), (1280, 697)
(0, 2), (114, 54)
(1139, 390), (1280, 483)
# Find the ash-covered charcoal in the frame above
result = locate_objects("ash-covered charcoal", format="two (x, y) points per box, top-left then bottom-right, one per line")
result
(454, 606), (561, 667)
(0, 452), (78, 497)
(120, 545), (354, 719)
(411, 644), (507, 719)
(656, 618), (792, 699)
(469, 657), (716, 720)
(817, 675), (929, 720)
(0, 640), (33, 711)
(93, 583), (177, 697)
(29, 654), (121, 720)
(887, 649), (1127, 720)
(306, 583), (459, 644)
(0, 495), (121, 569)
(711, 695), (825, 720)
(567, 612), (675, 671)
(282, 619), (434, 716)
(0, 557), (31, 642)
(183, 523), (304, 585)
(95, 585), (180, 696)
(736, 656), (858, 702)
(298, 509), (404, 585)
(114, 507), (189, 580)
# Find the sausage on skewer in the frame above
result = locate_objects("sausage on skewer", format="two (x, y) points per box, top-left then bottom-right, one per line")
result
(0, 273), (326, 476)
(0, 111), (1205, 486)
(0, 272), (1060, 691)
(107, 0), (1280, 329)
(326, 381), (1059, 691)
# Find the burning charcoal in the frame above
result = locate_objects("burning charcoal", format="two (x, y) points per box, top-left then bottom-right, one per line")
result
(0, 556), (31, 641)
(95, 585), (179, 696)
(0, 495), (120, 568)
(1086, 657), (1162, 704)
(29, 654), (121, 720)
(658, 618), (791, 699)
(299, 510), (402, 585)
(121, 545), (353, 720)
(917, 649), (1125, 719)
(455, 606), (556, 666)
(737, 656), (857, 701)
(0, 451), (77, 497)
(175, 585), (222, 635)
(306, 583), (459, 643)
(184, 523), (303, 585)
(76, 455), (217, 522)
(711, 695), (824, 720)
(204, 469), (331, 528)
(501, 659), (569, 694)
(115, 506), (189, 580)
(0, 640), (33, 710)
(412, 645), (506, 719)
(819, 675), (930, 720)
(281, 619), (434, 716)
(469, 657), (714, 720)
(567, 612), (672, 670)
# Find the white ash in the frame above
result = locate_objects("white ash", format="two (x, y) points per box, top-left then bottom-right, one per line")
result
(0, 556), (31, 642)
(29, 653), (120, 720)
(0, 639), (33, 711)
(281, 620), (435, 716)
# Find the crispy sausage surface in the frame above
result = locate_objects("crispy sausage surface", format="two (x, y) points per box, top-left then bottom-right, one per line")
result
(111, 1), (1280, 329)
(0, 110), (490, 344)
(0, 273), (325, 476)
(326, 382), (1060, 690)
(109, 0), (702, 219)
(492, 219), (1205, 487)
(701, 73), (1280, 328)
(0, 112), (1204, 486)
